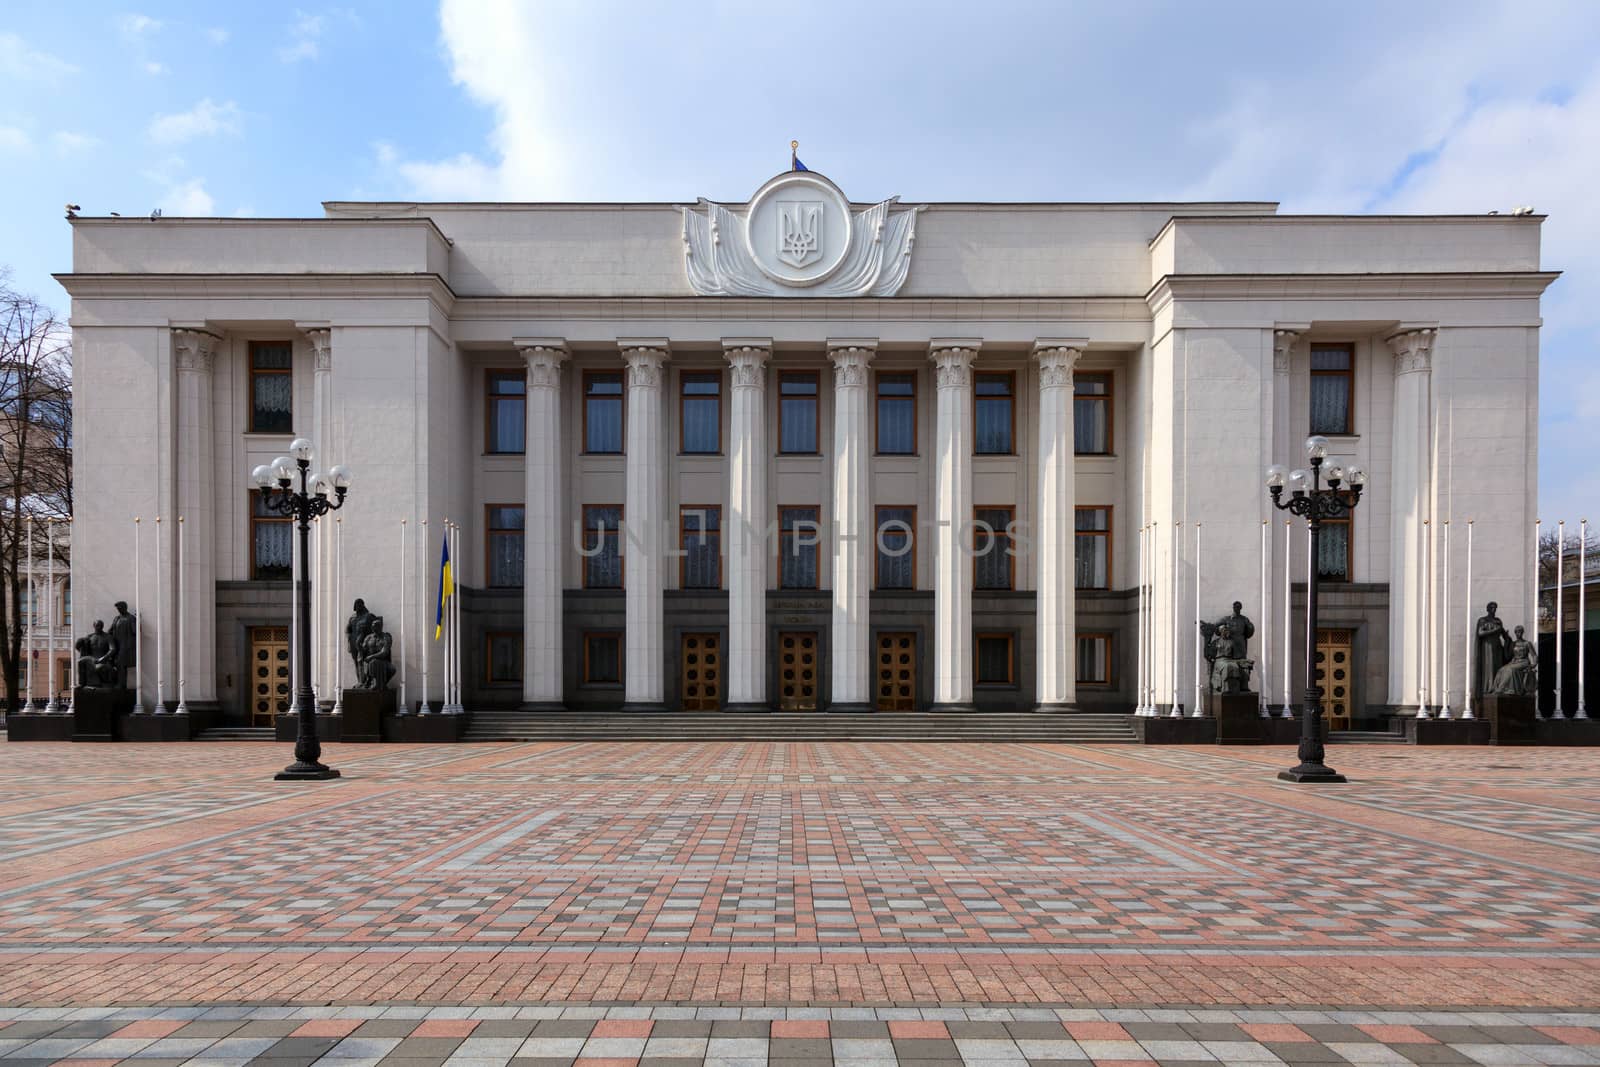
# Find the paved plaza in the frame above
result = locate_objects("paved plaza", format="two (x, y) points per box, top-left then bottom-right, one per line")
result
(1, 741), (1598, 1066)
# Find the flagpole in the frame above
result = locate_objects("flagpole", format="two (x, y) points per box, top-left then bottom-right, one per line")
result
(1169, 521), (1180, 716)
(1580, 518), (1589, 719)
(1534, 518), (1542, 715)
(1136, 524), (1147, 715)
(454, 520), (464, 713)
(1283, 518), (1292, 718)
(63, 519), (73, 717)
(1192, 523), (1204, 717)
(1259, 518), (1270, 717)
(1556, 519), (1566, 718)
(1464, 520), (1475, 720)
(1440, 520), (1452, 718)
(132, 517), (143, 714)
(332, 516), (344, 715)
(399, 518), (408, 716)
(420, 519), (430, 714)
(155, 516), (166, 713)
(25, 516), (33, 709)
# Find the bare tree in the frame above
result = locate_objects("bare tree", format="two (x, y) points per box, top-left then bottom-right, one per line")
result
(1, 272), (72, 714)
(1537, 526), (1597, 630)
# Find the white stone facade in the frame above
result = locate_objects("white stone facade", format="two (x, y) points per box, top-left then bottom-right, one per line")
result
(58, 173), (1556, 720)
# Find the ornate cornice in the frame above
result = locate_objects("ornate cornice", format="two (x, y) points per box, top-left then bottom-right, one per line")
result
(722, 339), (770, 391)
(1386, 327), (1436, 375)
(171, 328), (219, 374)
(619, 338), (669, 390)
(929, 339), (980, 390)
(1032, 338), (1085, 390)
(827, 339), (876, 390)
(517, 338), (569, 390)
(1272, 328), (1300, 374)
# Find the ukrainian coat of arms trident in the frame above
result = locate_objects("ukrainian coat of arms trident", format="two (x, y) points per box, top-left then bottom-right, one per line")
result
(777, 202), (824, 267)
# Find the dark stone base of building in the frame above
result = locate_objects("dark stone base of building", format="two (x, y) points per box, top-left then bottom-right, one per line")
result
(121, 712), (199, 741)
(385, 713), (468, 742)
(73, 688), (134, 741)
(1533, 715), (1600, 745)
(5, 713), (75, 742)
(1406, 717), (1493, 745)
(1135, 711), (1313, 745)
(275, 712), (343, 743)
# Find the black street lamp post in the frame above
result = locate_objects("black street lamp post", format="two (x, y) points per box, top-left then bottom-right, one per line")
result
(253, 439), (350, 782)
(1267, 435), (1365, 783)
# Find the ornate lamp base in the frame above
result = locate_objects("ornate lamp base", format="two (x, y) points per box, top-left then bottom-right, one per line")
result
(275, 762), (341, 781)
(1277, 764), (1347, 784)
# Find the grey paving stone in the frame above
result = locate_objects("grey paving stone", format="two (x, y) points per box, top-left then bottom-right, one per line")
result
(652, 1021), (715, 1038)
(1389, 1045), (1477, 1064)
(1421, 1027), (1494, 1044)
(1263, 1041), (1351, 1063)
(946, 1022), (1012, 1039)
(1181, 1023), (1250, 1042)
(471, 1022), (537, 1040)
(890, 1037), (962, 1060)
(710, 1021), (771, 1038)
(356, 1021), (424, 1038)
(1476, 1026), (1561, 1045)
(829, 1022), (890, 1039)
(1003, 1022), (1069, 1040)
(1301, 1024), (1380, 1043)
(390, 1038), (466, 1057)
(769, 1037), (831, 1058)
(530, 1021), (596, 1038)
(1127, 1022), (1198, 1041)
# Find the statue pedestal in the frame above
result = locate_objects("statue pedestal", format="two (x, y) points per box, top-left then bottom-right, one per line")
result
(5, 713), (75, 742)
(73, 688), (133, 742)
(1209, 692), (1266, 744)
(1483, 695), (1538, 745)
(340, 689), (394, 743)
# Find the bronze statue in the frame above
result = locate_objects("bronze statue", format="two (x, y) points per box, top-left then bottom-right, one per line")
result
(1489, 624), (1538, 697)
(1200, 602), (1255, 693)
(74, 620), (122, 689)
(355, 615), (395, 690)
(109, 601), (137, 686)
(1474, 602), (1513, 697)
(346, 599), (374, 675)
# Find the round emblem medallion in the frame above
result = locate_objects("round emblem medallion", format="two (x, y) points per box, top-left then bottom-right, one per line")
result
(745, 172), (853, 287)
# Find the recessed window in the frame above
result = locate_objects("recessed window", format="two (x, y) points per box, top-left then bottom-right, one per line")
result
(1076, 633), (1112, 685)
(1310, 343), (1353, 435)
(1320, 504), (1353, 582)
(779, 372), (819, 454)
(876, 372), (916, 454)
(875, 506), (915, 590)
(779, 505), (820, 589)
(1075, 506), (1111, 589)
(975, 372), (1014, 454)
(584, 371), (624, 454)
(250, 490), (291, 580)
(583, 505), (623, 588)
(680, 371), (721, 453)
(680, 505), (722, 589)
(248, 342), (293, 433)
(1074, 372), (1112, 454)
(485, 631), (522, 686)
(975, 633), (1015, 685)
(486, 505), (525, 588)
(584, 632), (623, 685)
(485, 370), (526, 454)
(974, 506), (1014, 590)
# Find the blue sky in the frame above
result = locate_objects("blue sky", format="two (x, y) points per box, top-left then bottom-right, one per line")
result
(3, 0), (1598, 519)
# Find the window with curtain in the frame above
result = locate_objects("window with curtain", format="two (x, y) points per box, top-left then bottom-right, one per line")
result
(779, 506), (820, 588)
(875, 506), (915, 590)
(583, 504), (623, 588)
(1076, 634), (1111, 685)
(680, 371), (721, 453)
(485, 631), (523, 686)
(584, 371), (624, 453)
(251, 491), (292, 580)
(875, 372), (916, 454)
(249, 342), (293, 433)
(1074, 372), (1112, 454)
(485, 370), (526, 453)
(61, 581), (70, 628)
(18, 585), (30, 632)
(680, 505), (721, 588)
(779, 373), (819, 453)
(1309, 343), (1353, 435)
(486, 505), (525, 588)
(1319, 513), (1352, 581)
(975, 633), (1014, 685)
(975, 372), (1014, 454)
(1075, 507), (1110, 589)
(974, 506), (1014, 590)
(584, 632), (622, 684)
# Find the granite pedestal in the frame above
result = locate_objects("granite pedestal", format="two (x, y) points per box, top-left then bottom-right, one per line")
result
(5, 713), (74, 741)
(73, 687), (134, 742)
(340, 689), (394, 743)
(1483, 695), (1538, 745)
(1210, 692), (1266, 744)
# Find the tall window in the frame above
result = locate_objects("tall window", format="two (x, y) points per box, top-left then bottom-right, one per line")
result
(779, 372), (819, 453)
(584, 371), (624, 453)
(875, 372), (916, 454)
(1320, 506), (1352, 582)
(1075, 506), (1111, 589)
(1074, 372), (1112, 454)
(248, 342), (293, 433)
(975, 372), (1014, 454)
(1310, 343), (1354, 435)
(875, 505), (915, 590)
(779, 506), (820, 589)
(485, 631), (522, 686)
(583, 632), (623, 685)
(61, 581), (70, 628)
(680, 505), (722, 589)
(583, 505), (623, 588)
(18, 585), (30, 631)
(680, 371), (721, 453)
(1076, 633), (1111, 685)
(486, 505), (525, 588)
(974, 506), (1014, 590)
(485, 370), (526, 453)
(975, 633), (1015, 685)
(250, 491), (291, 580)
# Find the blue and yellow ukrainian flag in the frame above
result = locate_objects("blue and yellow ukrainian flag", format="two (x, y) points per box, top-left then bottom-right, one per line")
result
(434, 533), (453, 639)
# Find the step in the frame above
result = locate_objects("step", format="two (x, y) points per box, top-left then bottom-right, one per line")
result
(1328, 730), (1407, 744)
(459, 711), (1137, 743)
(196, 728), (276, 741)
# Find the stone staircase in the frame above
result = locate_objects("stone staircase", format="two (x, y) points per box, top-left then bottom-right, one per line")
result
(195, 726), (276, 742)
(1328, 726), (1408, 744)
(462, 710), (1137, 743)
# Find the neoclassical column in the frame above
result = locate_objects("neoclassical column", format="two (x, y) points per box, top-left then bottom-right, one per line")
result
(723, 339), (771, 713)
(519, 339), (569, 709)
(1387, 327), (1436, 713)
(828, 339), (877, 712)
(172, 327), (219, 708)
(620, 339), (669, 710)
(1033, 340), (1085, 712)
(929, 339), (980, 711)
(302, 325), (335, 703)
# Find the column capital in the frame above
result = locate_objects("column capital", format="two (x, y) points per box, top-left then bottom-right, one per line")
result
(1386, 327), (1436, 375)
(929, 338), (980, 389)
(1032, 339), (1085, 388)
(517, 338), (569, 389)
(1272, 328), (1302, 373)
(171, 328), (219, 374)
(828, 339), (876, 389)
(619, 338), (670, 389)
(301, 327), (333, 373)
(723, 340), (770, 390)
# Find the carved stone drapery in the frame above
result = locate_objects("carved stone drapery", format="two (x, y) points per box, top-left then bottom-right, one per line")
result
(1387, 328), (1436, 376)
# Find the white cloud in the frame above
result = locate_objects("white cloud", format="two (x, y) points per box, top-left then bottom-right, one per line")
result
(147, 99), (241, 144)
(117, 13), (161, 39)
(159, 178), (215, 216)
(0, 32), (78, 82)
(0, 126), (32, 154)
(279, 10), (327, 62)
(144, 61), (166, 75)
(205, 27), (230, 45)
(50, 131), (98, 155)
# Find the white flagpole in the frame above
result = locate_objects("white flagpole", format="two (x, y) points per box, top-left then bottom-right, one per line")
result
(332, 516), (344, 715)
(63, 518), (73, 717)
(1580, 519), (1589, 719)
(1282, 519), (1292, 718)
(399, 519), (408, 715)
(44, 518), (58, 713)
(1440, 520), (1452, 718)
(132, 517), (144, 713)
(155, 516), (166, 713)
(289, 512), (299, 715)
(420, 518), (431, 714)
(1417, 519), (1430, 719)
(1145, 523), (1155, 714)
(451, 520), (464, 713)
(176, 515), (188, 715)
(1259, 518), (1270, 717)
(25, 516), (33, 709)
(1555, 519), (1566, 718)
(1464, 520), (1475, 719)
(1534, 518), (1542, 716)
(1169, 521), (1181, 716)
(1192, 523), (1204, 716)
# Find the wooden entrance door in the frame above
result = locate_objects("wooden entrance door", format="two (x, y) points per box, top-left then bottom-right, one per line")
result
(1316, 628), (1354, 730)
(680, 632), (721, 711)
(876, 632), (917, 711)
(249, 626), (290, 725)
(777, 632), (819, 711)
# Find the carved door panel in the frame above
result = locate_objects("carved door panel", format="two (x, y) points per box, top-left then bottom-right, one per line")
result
(875, 632), (917, 711)
(250, 626), (290, 725)
(681, 632), (721, 711)
(1316, 629), (1354, 730)
(777, 632), (819, 711)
